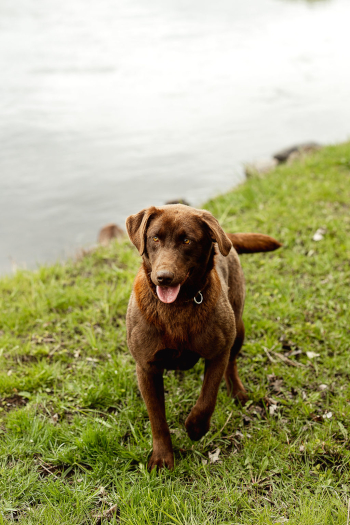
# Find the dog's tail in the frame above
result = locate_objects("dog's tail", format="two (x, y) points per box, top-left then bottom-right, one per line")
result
(226, 233), (282, 254)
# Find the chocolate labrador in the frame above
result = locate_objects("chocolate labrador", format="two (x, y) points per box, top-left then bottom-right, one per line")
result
(126, 204), (281, 470)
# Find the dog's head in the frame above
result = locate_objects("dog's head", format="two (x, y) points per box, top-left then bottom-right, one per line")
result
(126, 204), (232, 303)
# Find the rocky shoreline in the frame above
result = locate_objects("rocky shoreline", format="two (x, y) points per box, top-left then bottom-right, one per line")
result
(244, 141), (321, 177)
(97, 141), (322, 246)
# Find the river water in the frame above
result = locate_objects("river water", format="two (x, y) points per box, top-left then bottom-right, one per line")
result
(1, 0), (349, 273)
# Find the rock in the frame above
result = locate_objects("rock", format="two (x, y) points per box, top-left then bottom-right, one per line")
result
(273, 142), (321, 163)
(165, 199), (190, 206)
(98, 223), (124, 246)
(244, 158), (278, 177)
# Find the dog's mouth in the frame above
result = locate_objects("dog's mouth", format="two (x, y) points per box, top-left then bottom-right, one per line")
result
(156, 284), (181, 304)
(155, 270), (192, 304)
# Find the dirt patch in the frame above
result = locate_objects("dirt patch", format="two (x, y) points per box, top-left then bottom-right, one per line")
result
(1, 394), (28, 412)
(12, 353), (40, 364)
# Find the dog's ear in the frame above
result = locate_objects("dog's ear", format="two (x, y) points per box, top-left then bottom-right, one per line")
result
(200, 210), (232, 256)
(126, 206), (158, 255)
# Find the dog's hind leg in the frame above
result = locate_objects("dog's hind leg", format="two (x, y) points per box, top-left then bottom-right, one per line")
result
(224, 318), (248, 405)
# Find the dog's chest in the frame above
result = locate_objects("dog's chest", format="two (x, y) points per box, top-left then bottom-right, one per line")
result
(153, 296), (236, 359)
(130, 267), (236, 362)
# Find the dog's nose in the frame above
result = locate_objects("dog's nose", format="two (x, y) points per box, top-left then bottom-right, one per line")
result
(156, 270), (175, 286)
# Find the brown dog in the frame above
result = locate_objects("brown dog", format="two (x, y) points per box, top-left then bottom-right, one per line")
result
(126, 204), (281, 470)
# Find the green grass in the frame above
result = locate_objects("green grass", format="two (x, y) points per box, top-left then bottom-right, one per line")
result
(1, 143), (350, 524)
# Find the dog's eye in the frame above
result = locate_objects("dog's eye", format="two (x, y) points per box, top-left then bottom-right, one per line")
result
(153, 236), (159, 242)
(183, 238), (191, 244)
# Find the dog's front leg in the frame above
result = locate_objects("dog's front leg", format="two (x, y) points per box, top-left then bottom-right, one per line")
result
(185, 350), (230, 441)
(136, 364), (174, 470)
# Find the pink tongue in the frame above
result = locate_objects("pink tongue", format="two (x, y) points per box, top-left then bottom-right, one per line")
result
(156, 284), (181, 304)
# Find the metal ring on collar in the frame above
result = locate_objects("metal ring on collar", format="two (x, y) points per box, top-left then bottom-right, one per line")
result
(193, 291), (203, 305)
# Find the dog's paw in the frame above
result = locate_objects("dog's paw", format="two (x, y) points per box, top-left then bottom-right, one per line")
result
(185, 410), (211, 441)
(234, 390), (249, 406)
(148, 450), (174, 471)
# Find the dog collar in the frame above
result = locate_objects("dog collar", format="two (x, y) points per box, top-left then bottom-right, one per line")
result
(193, 291), (203, 304)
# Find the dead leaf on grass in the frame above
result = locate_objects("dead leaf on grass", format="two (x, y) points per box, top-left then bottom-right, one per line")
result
(249, 405), (264, 417)
(269, 405), (278, 416)
(92, 503), (118, 524)
(208, 448), (221, 464)
(312, 228), (326, 242)
(306, 351), (320, 359)
(270, 379), (284, 393)
(267, 397), (278, 405)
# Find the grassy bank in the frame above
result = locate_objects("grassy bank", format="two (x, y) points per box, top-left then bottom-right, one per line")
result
(1, 143), (350, 524)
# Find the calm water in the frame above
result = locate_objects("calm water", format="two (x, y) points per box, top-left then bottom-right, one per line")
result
(1, 0), (350, 273)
